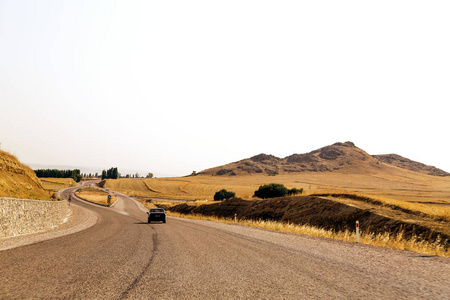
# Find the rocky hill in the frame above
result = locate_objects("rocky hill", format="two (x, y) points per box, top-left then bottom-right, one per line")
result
(373, 154), (450, 176)
(0, 150), (50, 199)
(199, 142), (449, 177)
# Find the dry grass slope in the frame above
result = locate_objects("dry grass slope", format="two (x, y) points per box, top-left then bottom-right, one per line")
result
(0, 150), (50, 200)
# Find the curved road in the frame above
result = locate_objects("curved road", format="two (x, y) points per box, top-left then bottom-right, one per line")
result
(1, 189), (449, 299)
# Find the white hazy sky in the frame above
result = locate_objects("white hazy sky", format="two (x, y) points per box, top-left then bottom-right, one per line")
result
(1, 1), (449, 177)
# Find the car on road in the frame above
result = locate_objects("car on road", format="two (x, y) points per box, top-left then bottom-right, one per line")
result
(147, 208), (166, 223)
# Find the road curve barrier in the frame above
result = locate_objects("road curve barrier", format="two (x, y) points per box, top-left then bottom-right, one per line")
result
(0, 197), (69, 238)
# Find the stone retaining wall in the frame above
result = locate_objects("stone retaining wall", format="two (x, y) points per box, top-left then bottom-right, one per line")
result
(0, 197), (69, 238)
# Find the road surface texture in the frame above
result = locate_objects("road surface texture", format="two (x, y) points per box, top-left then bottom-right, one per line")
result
(1, 188), (449, 299)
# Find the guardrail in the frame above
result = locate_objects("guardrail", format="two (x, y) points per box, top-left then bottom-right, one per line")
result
(0, 197), (69, 238)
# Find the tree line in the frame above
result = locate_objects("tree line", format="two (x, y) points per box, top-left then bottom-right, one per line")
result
(34, 167), (155, 182)
(100, 167), (154, 180)
(101, 167), (119, 180)
(34, 169), (82, 182)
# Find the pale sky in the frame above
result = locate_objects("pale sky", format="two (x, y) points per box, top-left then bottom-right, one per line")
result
(1, 1), (449, 177)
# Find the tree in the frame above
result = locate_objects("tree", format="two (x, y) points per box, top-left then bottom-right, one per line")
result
(34, 168), (82, 182)
(101, 167), (119, 180)
(253, 183), (288, 199)
(214, 189), (236, 201)
(146, 172), (154, 178)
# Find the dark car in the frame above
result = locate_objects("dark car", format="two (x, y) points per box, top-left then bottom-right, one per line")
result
(147, 208), (166, 223)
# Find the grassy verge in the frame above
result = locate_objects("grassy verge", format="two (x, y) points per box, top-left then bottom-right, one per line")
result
(75, 187), (118, 207)
(167, 211), (449, 257)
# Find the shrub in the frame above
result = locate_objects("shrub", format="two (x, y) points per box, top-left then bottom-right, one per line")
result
(253, 183), (288, 199)
(287, 187), (303, 196)
(214, 189), (236, 201)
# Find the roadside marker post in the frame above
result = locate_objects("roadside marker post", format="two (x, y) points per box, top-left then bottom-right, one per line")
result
(356, 221), (360, 243)
(235, 214), (237, 224)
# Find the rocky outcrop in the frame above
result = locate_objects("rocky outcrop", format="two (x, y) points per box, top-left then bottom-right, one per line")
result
(199, 141), (449, 177)
(374, 154), (450, 176)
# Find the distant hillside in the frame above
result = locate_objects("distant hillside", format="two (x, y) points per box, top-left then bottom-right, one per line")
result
(199, 142), (449, 177)
(373, 154), (450, 177)
(0, 150), (50, 199)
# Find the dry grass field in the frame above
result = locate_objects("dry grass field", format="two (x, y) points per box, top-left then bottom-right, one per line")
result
(104, 168), (450, 205)
(40, 178), (77, 191)
(104, 168), (450, 230)
(104, 142), (450, 208)
(75, 187), (117, 206)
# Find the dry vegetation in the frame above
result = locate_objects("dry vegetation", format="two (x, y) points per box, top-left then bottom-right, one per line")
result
(75, 187), (117, 206)
(104, 169), (450, 205)
(0, 150), (50, 200)
(40, 178), (77, 191)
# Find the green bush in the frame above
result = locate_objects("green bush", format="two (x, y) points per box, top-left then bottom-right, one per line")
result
(214, 189), (236, 201)
(253, 183), (288, 199)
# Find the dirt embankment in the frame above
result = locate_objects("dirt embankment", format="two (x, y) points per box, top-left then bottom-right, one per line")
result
(0, 150), (50, 200)
(165, 196), (449, 248)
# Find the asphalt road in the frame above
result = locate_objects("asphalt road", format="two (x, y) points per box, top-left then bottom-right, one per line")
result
(1, 190), (449, 299)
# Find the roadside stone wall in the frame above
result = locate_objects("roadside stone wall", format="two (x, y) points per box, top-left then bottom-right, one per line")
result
(0, 197), (69, 238)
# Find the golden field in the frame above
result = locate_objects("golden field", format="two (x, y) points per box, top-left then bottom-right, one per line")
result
(104, 167), (450, 205)
(40, 178), (77, 191)
(104, 167), (450, 226)
(75, 187), (118, 206)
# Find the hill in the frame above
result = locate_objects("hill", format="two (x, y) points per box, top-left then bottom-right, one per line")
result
(0, 150), (50, 199)
(199, 142), (449, 177)
(103, 141), (450, 204)
(373, 154), (450, 176)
